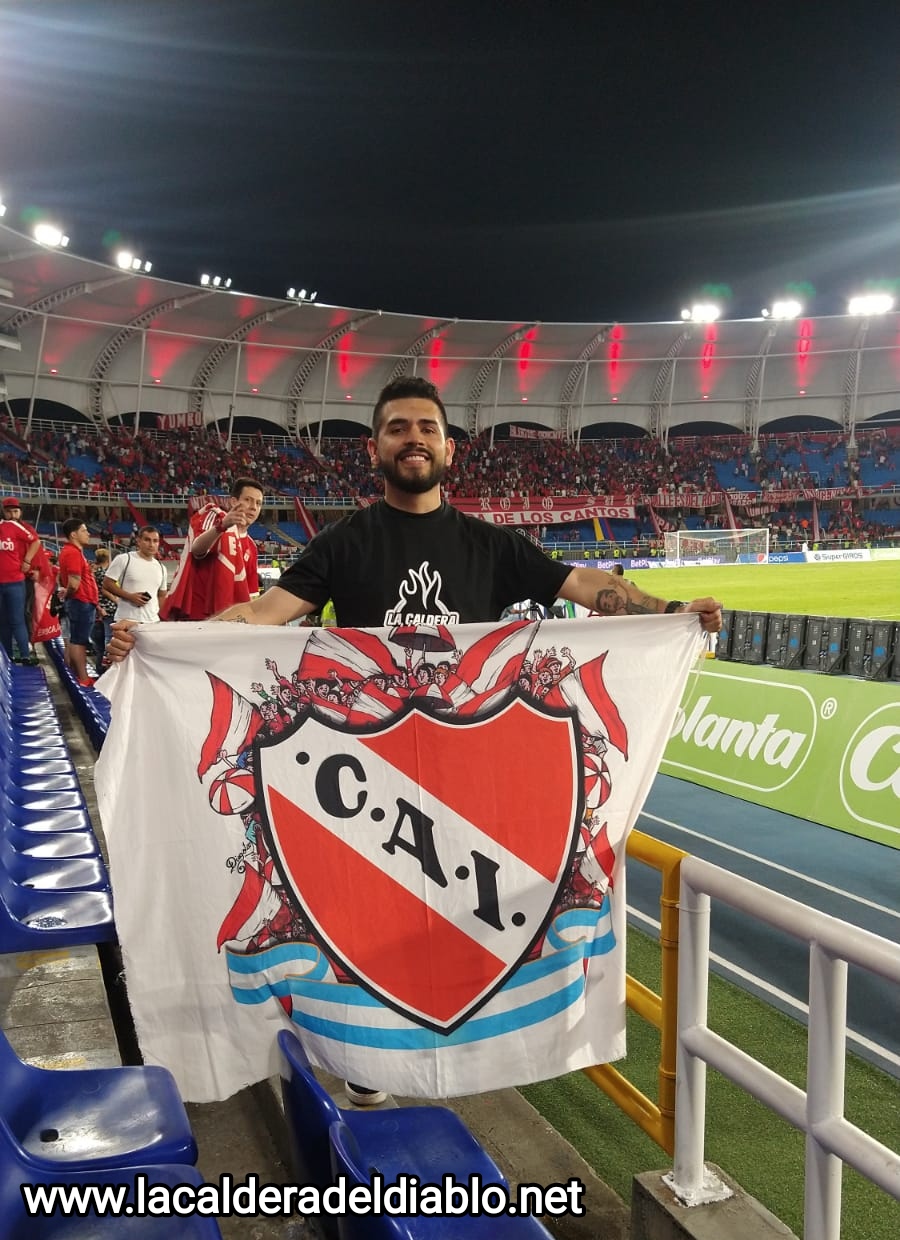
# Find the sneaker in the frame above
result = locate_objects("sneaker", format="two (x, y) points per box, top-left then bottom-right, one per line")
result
(77, 677), (96, 688)
(344, 1082), (388, 1106)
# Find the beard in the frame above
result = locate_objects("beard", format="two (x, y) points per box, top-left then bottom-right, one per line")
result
(379, 452), (448, 494)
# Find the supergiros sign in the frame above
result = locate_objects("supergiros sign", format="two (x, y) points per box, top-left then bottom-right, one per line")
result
(662, 665), (899, 849)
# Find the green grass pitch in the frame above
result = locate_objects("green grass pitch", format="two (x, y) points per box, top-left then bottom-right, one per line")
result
(627, 559), (899, 621)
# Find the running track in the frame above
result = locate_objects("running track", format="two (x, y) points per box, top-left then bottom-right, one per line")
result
(628, 774), (900, 1077)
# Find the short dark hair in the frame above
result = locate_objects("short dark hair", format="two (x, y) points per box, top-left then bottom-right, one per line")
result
(62, 517), (86, 539)
(138, 525), (159, 538)
(372, 376), (448, 435)
(230, 477), (264, 500)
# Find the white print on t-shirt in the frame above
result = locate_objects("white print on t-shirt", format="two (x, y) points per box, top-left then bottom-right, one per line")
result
(384, 561), (461, 627)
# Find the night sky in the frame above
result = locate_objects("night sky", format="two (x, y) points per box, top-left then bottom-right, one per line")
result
(2, 0), (899, 323)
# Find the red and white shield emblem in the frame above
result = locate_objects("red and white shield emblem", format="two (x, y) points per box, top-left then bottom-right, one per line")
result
(257, 697), (583, 1032)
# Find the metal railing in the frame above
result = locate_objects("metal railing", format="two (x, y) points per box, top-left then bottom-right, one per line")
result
(583, 828), (685, 1154)
(669, 854), (900, 1237)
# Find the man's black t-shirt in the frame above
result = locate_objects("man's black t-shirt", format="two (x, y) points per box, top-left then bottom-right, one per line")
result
(278, 500), (571, 627)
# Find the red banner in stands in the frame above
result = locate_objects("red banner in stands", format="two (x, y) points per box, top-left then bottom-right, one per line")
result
(450, 497), (636, 525)
(507, 426), (565, 440)
(649, 491), (723, 508)
(156, 412), (204, 430)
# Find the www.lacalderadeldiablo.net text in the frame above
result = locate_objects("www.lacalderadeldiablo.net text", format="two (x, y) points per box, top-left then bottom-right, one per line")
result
(22, 1172), (586, 1220)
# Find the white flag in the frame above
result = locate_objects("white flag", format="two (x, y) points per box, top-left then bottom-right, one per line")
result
(95, 616), (703, 1102)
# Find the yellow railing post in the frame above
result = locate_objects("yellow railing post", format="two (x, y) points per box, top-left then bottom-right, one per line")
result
(582, 828), (687, 1155)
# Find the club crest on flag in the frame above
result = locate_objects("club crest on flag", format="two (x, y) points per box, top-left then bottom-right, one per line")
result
(256, 698), (584, 1031)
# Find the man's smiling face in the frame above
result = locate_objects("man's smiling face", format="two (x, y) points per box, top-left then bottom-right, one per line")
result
(368, 397), (455, 496)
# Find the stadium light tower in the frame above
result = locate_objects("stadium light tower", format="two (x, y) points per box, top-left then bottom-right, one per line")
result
(761, 299), (803, 320)
(287, 287), (317, 303)
(33, 222), (69, 249)
(116, 250), (152, 273)
(680, 303), (721, 323)
(201, 273), (232, 289)
(0, 196), (6, 218)
(847, 292), (895, 316)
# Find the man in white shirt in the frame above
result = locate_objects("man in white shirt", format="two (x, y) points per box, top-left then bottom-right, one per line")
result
(103, 527), (168, 623)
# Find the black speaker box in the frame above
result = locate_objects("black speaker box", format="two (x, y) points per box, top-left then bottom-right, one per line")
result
(716, 609), (734, 661)
(821, 617), (847, 674)
(803, 617), (826, 671)
(746, 613), (768, 664)
(765, 614), (788, 666)
(867, 621), (895, 680)
(845, 620), (870, 679)
(890, 624), (900, 681)
(782, 615), (807, 669)
(731, 611), (751, 663)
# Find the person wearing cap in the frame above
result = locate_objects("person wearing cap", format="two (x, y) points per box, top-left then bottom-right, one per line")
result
(0, 497), (41, 663)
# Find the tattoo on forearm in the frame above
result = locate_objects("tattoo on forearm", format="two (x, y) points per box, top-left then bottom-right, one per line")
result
(593, 584), (664, 617)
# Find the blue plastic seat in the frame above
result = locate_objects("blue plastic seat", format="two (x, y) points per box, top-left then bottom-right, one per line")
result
(0, 797), (93, 832)
(0, 1147), (222, 1238)
(4, 787), (87, 812)
(329, 1121), (554, 1239)
(0, 1027), (196, 1170)
(0, 723), (66, 749)
(2, 825), (100, 859)
(0, 732), (70, 759)
(0, 869), (115, 951)
(0, 836), (109, 891)
(278, 1030), (511, 1231)
(1, 770), (81, 795)
(0, 753), (77, 773)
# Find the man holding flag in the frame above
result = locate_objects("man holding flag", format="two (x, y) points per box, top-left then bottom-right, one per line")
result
(107, 376), (722, 1103)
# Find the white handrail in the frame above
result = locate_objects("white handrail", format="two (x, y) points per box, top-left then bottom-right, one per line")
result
(669, 854), (900, 1239)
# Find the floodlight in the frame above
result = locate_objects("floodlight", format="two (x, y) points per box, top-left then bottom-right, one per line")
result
(847, 293), (895, 316)
(224, 278), (232, 289)
(287, 287), (296, 299)
(0, 198), (6, 218)
(33, 223), (69, 248)
(116, 250), (134, 270)
(681, 303), (720, 323)
(770, 299), (803, 320)
(310, 291), (318, 301)
(212, 276), (221, 287)
(143, 261), (152, 273)
(200, 274), (211, 286)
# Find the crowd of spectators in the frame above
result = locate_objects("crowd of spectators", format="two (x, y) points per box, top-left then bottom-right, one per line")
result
(1, 418), (897, 547)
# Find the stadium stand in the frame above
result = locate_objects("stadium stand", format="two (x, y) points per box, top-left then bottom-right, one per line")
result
(2, 422), (898, 554)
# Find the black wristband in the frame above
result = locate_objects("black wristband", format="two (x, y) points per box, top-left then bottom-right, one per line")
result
(664, 600), (685, 614)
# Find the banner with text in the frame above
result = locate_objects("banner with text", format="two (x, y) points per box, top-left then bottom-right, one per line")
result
(96, 616), (702, 1102)
(451, 497), (636, 524)
(662, 662), (899, 849)
(156, 411), (204, 430)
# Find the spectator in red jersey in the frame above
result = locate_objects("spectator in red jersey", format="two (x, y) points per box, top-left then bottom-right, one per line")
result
(161, 478), (262, 621)
(58, 517), (100, 686)
(0, 497), (41, 663)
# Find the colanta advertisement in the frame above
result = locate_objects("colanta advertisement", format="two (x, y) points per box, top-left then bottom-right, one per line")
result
(662, 662), (900, 849)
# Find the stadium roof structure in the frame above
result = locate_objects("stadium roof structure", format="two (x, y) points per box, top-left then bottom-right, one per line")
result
(1, 221), (898, 443)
